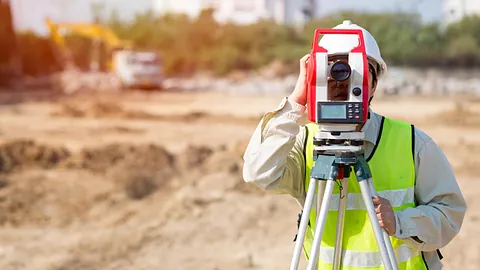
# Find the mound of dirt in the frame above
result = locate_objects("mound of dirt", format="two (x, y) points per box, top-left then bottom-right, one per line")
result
(0, 140), (177, 176)
(53, 101), (154, 119)
(0, 140), (71, 173)
(0, 176), (8, 189)
(428, 102), (480, 127)
(165, 112), (262, 125)
(0, 138), (258, 228)
(203, 149), (241, 175)
(61, 143), (175, 173)
(67, 143), (178, 200)
(91, 126), (145, 135)
(0, 142), (175, 227)
(190, 146), (262, 195)
(441, 140), (480, 176)
(0, 174), (49, 227)
(52, 101), (263, 125)
(108, 165), (175, 200)
(175, 145), (215, 171)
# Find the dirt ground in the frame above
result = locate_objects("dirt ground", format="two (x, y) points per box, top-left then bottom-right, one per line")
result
(0, 88), (479, 270)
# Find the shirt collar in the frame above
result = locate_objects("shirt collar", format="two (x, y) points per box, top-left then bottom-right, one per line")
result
(361, 108), (382, 145)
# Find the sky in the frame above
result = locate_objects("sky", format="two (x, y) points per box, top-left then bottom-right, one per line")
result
(10, 0), (154, 35)
(317, 0), (443, 22)
(10, 0), (444, 36)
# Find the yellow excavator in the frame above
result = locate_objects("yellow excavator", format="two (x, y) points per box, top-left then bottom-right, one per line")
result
(45, 17), (164, 89)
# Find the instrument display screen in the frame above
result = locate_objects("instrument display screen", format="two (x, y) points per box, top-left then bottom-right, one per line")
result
(320, 104), (346, 119)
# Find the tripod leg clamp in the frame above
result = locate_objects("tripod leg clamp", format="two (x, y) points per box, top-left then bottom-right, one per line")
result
(353, 155), (372, 182)
(311, 155), (338, 180)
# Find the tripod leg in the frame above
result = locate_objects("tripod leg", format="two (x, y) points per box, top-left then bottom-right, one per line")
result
(306, 179), (336, 270)
(333, 178), (348, 270)
(358, 180), (394, 270)
(316, 181), (326, 222)
(290, 177), (318, 270)
(368, 179), (400, 270)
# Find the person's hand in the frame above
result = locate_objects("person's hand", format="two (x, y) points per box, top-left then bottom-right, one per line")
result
(372, 196), (396, 236)
(288, 54), (310, 106)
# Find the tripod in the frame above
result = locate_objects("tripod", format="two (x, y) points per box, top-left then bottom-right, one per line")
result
(290, 129), (399, 270)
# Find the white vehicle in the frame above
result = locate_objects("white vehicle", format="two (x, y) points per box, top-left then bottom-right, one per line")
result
(113, 50), (164, 90)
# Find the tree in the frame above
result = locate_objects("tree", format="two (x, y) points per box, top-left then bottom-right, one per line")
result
(0, 0), (21, 87)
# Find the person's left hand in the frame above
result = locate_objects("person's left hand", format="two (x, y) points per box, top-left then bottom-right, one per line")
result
(372, 196), (396, 236)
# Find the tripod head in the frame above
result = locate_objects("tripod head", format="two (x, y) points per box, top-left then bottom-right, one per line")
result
(312, 130), (365, 159)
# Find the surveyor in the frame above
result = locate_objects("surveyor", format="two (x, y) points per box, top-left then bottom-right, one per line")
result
(242, 20), (467, 269)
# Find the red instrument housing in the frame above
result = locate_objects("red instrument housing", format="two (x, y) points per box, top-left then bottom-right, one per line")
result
(306, 29), (369, 124)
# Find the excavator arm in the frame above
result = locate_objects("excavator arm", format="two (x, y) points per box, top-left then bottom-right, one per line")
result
(45, 17), (133, 70)
(46, 18), (132, 49)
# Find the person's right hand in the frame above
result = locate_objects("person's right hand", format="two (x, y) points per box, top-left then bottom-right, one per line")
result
(288, 54), (310, 106)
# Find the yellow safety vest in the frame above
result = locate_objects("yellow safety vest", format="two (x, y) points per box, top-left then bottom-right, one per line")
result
(302, 117), (428, 270)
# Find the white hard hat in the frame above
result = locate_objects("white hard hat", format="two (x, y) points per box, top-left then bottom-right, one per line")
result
(319, 20), (387, 79)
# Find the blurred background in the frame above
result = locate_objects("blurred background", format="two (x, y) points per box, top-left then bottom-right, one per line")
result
(0, 0), (479, 269)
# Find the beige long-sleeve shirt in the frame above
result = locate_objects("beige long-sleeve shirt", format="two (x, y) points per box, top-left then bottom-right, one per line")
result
(242, 97), (467, 269)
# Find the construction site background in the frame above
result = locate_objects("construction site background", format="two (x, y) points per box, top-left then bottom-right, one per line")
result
(3, 7), (480, 86)
(1, 2), (480, 270)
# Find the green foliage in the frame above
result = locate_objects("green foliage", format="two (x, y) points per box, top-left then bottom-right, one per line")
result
(7, 9), (480, 77)
(101, 10), (480, 75)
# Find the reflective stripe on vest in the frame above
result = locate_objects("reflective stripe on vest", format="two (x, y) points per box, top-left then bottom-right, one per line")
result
(302, 117), (428, 270)
(310, 187), (415, 212)
(317, 244), (415, 267)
